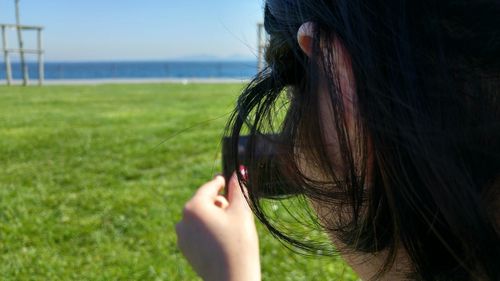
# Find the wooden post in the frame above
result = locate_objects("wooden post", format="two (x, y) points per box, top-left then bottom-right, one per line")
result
(257, 23), (264, 73)
(2, 25), (13, 85)
(37, 28), (44, 85)
(15, 0), (29, 86)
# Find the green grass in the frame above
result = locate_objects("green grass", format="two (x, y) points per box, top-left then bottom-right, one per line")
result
(0, 83), (358, 280)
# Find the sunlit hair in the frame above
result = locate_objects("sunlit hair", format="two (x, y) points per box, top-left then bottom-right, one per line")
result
(225, 0), (500, 280)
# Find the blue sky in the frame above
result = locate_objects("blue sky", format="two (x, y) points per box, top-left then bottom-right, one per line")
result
(0, 0), (264, 61)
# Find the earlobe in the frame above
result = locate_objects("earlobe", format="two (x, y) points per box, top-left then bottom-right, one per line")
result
(297, 22), (315, 57)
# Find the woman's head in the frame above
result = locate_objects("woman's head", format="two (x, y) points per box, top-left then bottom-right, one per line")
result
(226, 0), (500, 280)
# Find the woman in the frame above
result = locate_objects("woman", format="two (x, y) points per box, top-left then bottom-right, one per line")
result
(176, 0), (500, 280)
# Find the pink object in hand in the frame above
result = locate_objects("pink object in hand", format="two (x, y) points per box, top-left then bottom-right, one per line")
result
(239, 165), (248, 181)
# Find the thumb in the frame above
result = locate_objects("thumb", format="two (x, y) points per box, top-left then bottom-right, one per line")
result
(227, 173), (252, 213)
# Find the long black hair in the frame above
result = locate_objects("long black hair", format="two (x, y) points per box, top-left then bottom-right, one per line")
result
(226, 0), (500, 280)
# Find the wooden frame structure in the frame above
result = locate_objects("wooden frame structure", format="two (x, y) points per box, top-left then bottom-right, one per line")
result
(1, 24), (44, 86)
(1, 0), (44, 86)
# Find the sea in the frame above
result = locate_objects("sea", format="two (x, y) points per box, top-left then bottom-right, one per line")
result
(0, 61), (258, 81)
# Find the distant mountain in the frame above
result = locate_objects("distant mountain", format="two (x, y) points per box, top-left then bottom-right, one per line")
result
(170, 54), (257, 62)
(7, 55), (258, 64)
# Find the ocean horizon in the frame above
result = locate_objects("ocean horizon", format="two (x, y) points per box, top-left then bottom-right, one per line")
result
(0, 61), (259, 81)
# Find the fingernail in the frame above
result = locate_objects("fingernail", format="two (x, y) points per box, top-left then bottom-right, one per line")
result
(239, 165), (248, 181)
(213, 173), (223, 179)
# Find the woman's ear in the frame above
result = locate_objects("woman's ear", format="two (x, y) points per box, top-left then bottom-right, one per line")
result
(297, 22), (315, 57)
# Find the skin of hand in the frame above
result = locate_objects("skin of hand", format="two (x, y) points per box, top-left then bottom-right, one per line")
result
(176, 175), (261, 281)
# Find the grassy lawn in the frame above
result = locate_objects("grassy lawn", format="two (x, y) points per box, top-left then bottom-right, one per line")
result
(0, 83), (358, 280)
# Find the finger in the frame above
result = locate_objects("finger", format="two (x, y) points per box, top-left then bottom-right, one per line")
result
(214, 195), (229, 209)
(195, 175), (226, 199)
(227, 173), (251, 212)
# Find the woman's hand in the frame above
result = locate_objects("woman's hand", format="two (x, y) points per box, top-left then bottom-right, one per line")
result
(176, 175), (261, 281)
